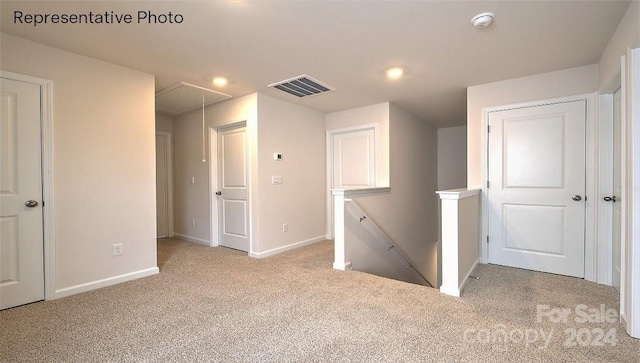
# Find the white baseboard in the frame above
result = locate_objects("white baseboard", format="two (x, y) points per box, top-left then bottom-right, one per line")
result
(54, 267), (159, 300)
(459, 258), (480, 294)
(440, 259), (480, 297)
(333, 261), (352, 270)
(249, 235), (325, 258)
(174, 233), (210, 246)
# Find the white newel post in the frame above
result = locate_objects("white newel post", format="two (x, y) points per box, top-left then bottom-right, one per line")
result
(332, 190), (349, 270)
(437, 188), (481, 297)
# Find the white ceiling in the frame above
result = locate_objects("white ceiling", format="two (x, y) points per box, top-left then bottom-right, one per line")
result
(0, 1), (631, 127)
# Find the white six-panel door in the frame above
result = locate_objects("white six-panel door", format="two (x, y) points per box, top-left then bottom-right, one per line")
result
(488, 100), (586, 278)
(613, 87), (622, 291)
(0, 77), (45, 309)
(217, 126), (249, 252)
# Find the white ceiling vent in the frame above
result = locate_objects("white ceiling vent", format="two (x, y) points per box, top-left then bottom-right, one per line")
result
(268, 75), (334, 98)
(156, 82), (231, 115)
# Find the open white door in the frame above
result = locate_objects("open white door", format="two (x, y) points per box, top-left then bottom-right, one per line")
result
(215, 125), (249, 252)
(488, 100), (586, 278)
(0, 77), (45, 309)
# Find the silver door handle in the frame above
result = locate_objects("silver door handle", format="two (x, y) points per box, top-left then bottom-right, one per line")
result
(572, 195), (582, 201)
(25, 200), (39, 208)
(215, 191), (222, 196)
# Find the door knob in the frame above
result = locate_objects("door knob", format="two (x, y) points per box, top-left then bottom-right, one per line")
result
(25, 200), (39, 208)
(215, 191), (222, 196)
(572, 195), (582, 201)
(603, 196), (617, 202)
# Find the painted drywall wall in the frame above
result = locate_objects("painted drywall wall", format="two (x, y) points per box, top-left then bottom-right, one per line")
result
(156, 113), (174, 133)
(437, 126), (467, 190)
(173, 94), (258, 245)
(255, 94), (326, 254)
(467, 64), (599, 188)
(0, 33), (157, 293)
(599, 1), (640, 90)
(331, 103), (439, 285)
(326, 103), (390, 186)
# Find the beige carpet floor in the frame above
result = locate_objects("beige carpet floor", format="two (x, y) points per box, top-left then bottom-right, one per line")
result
(1, 238), (639, 362)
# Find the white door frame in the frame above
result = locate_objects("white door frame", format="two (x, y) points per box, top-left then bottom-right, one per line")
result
(155, 131), (174, 238)
(622, 43), (640, 339)
(208, 121), (250, 250)
(1, 70), (55, 301)
(596, 73), (621, 286)
(481, 93), (597, 281)
(325, 124), (379, 239)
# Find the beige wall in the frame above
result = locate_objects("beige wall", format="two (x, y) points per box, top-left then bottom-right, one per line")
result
(437, 126), (467, 190)
(173, 93), (325, 255)
(599, 1), (640, 90)
(466, 64), (599, 188)
(255, 94), (326, 253)
(155, 113), (174, 133)
(1, 33), (157, 292)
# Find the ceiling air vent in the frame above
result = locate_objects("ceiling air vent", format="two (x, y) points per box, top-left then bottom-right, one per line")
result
(268, 74), (334, 98)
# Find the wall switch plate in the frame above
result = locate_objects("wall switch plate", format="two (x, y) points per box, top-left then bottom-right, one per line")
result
(190, 177), (195, 184)
(274, 153), (283, 161)
(283, 223), (288, 232)
(112, 243), (123, 256)
(191, 218), (196, 226)
(272, 175), (283, 185)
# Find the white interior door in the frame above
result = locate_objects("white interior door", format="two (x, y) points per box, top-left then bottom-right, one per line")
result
(332, 128), (376, 189)
(1, 77), (45, 309)
(488, 100), (586, 278)
(612, 87), (622, 291)
(216, 126), (249, 252)
(155, 133), (168, 238)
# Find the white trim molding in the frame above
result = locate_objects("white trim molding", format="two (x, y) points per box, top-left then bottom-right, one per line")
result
(173, 233), (210, 246)
(249, 236), (325, 258)
(1, 70), (56, 301)
(54, 267), (159, 299)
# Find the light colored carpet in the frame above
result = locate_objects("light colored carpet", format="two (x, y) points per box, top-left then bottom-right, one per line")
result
(1, 238), (639, 362)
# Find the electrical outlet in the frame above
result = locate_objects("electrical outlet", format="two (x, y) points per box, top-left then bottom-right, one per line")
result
(283, 223), (288, 232)
(191, 218), (196, 226)
(112, 243), (123, 256)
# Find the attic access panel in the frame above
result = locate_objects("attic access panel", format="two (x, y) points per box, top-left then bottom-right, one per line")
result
(268, 74), (335, 98)
(156, 82), (231, 115)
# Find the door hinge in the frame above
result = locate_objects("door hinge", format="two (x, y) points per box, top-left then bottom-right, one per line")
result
(486, 180), (490, 188)
(487, 125), (490, 133)
(486, 235), (490, 244)
(584, 195), (587, 201)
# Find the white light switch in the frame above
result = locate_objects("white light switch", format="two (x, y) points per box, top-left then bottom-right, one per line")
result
(272, 175), (283, 185)
(274, 153), (283, 161)
(190, 177), (195, 184)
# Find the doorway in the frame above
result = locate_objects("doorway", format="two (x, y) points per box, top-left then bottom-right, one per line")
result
(486, 98), (588, 277)
(155, 131), (173, 238)
(0, 71), (53, 309)
(209, 123), (250, 252)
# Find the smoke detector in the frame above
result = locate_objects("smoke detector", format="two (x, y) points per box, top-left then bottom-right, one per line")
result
(471, 12), (494, 29)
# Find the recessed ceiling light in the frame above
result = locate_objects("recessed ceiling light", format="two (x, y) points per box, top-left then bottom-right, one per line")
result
(386, 67), (404, 80)
(471, 12), (494, 29)
(212, 77), (228, 87)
